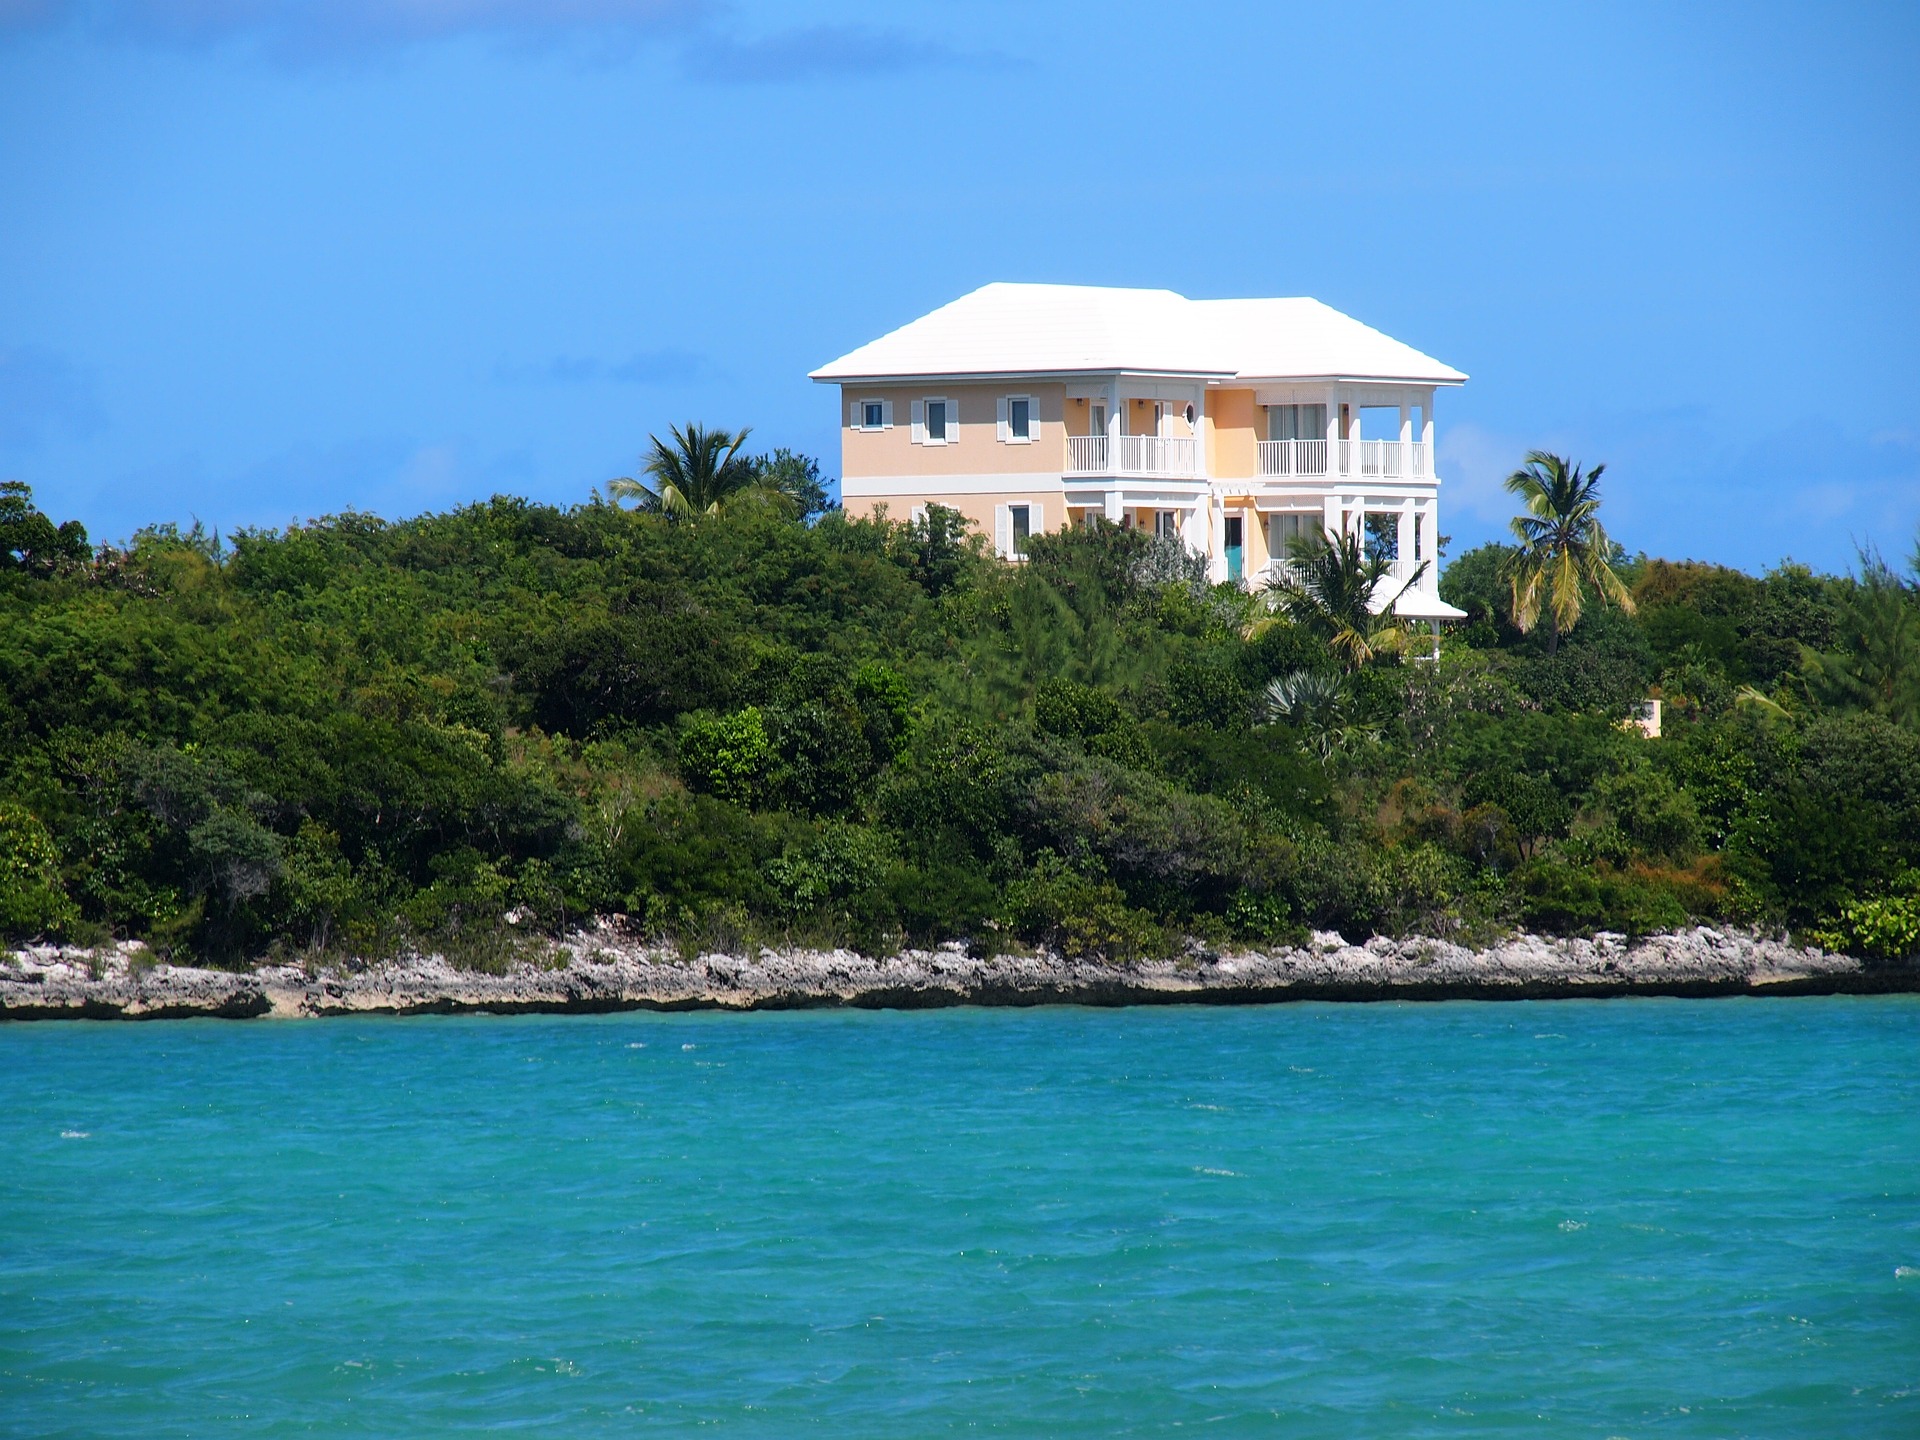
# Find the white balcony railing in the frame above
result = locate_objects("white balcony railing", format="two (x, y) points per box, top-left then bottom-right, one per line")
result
(1338, 439), (1430, 479)
(1257, 438), (1328, 477)
(1071, 434), (1431, 482)
(1065, 433), (1202, 478)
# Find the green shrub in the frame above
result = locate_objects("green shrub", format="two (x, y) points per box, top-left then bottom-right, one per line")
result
(678, 707), (774, 805)
(1809, 872), (1920, 963)
(1589, 764), (1703, 858)
(1004, 855), (1165, 961)
(1225, 888), (1295, 944)
(1509, 855), (1689, 936)
(0, 805), (77, 940)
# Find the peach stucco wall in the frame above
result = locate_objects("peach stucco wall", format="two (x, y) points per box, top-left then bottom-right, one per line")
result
(1206, 388), (1258, 480)
(842, 488), (1059, 544)
(840, 383), (1067, 477)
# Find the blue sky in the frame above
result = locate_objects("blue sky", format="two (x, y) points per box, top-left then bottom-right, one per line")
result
(1, 0), (1915, 573)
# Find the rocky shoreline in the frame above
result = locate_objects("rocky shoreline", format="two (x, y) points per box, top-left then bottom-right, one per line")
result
(3, 925), (1914, 1021)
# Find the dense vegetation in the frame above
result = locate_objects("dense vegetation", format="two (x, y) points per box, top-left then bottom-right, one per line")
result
(1, 451), (1917, 968)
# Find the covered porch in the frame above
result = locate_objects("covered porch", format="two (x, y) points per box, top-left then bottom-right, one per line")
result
(1063, 378), (1209, 479)
(1063, 476), (1210, 551)
(1212, 485), (1446, 596)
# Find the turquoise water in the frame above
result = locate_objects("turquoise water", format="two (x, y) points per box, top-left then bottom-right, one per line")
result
(2, 1000), (1917, 1437)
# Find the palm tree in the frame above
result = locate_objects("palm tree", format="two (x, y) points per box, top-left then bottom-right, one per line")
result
(1261, 669), (1379, 762)
(609, 423), (769, 521)
(1257, 528), (1426, 670)
(1502, 451), (1633, 654)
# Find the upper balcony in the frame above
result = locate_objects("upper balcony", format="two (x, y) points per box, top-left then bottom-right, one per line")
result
(1065, 433), (1204, 479)
(1257, 438), (1429, 481)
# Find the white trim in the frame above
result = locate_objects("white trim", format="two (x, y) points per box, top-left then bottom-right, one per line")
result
(992, 497), (1044, 560)
(1006, 391), (1036, 443)
(1060, 482), (1207, 508)
(852, 397), (892, 432)
(843, 473), (1070, 498)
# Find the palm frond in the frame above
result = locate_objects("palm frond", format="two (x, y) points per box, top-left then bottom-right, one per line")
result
(1500, 451), (1631, 647)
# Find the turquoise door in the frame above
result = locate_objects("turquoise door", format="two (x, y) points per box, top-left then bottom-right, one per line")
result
(1224, 516), (1244, 582)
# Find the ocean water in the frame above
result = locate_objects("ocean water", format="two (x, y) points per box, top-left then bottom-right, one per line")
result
(2, 999), (1916, 1437)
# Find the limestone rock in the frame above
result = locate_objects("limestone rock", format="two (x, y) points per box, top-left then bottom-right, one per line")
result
(1, 927), (1904, 1022)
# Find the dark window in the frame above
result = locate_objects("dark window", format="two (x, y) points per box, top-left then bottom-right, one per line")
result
(926, 401), (947, 442)
(1009, 397), (1030, 440)
(1011, 504), (1031, 554)
(863, 402), (883, 429)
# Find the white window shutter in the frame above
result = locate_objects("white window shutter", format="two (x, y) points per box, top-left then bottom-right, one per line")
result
(880, 399), (893, 429)
(849, 400), (861, 429)
(946, 396), (958, 445)
(996, 396), (1009, 443)
(995, 505), (1012, 559)
(911, 398), (925, 444)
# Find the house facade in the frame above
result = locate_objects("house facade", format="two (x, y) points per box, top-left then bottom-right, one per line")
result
(811, 283), (1468, 616)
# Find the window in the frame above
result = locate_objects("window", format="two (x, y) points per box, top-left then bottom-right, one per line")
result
(1154, 510), (1177, 541)
(852, 398), (891, 432)
(996, 502), (1037, 559)
(1269, 513), (1316, 555)
(863, 401), (884, 429)
(1267, 403), (1328, 442)
(913, 398), (953, 445)
(1090, 403), (1107, 436)
(997, 395), (1033, 443)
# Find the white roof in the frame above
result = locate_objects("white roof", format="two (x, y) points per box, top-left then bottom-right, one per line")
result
(1371, 586), (1469, 620)
(810, 283), (1466, 386)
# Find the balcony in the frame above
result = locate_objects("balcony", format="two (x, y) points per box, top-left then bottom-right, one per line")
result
(1257, 438), (1328, 477)
(1065, 433), (1203, 478)
(1257, 438), (1429, 480)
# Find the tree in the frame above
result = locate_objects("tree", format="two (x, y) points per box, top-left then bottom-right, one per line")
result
(1259, 528), (1425, 670)
(1502, 451), (1633, 655)
(0, 480), (89, 575)
(609, 423), (771, 521)
(1803, 541), (1920, 727)
(750, 447), (834, 523)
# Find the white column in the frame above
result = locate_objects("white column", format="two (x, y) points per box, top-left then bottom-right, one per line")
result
(1322, 491), (1341, 544)
(1423, 499), (1441, 592)
(1399, 401), (1412, 479)
(1193, 383), (1207, 477)
(1422, 391), (1436, 478)
(1103, 489), (1123, 524)
(1208, 492), (1227, 583)
(1325, 385), (1341, 480)
(1397, 498), (1415, 584)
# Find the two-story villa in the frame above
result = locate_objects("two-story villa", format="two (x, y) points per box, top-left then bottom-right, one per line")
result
(811, 283), (1468, 617)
